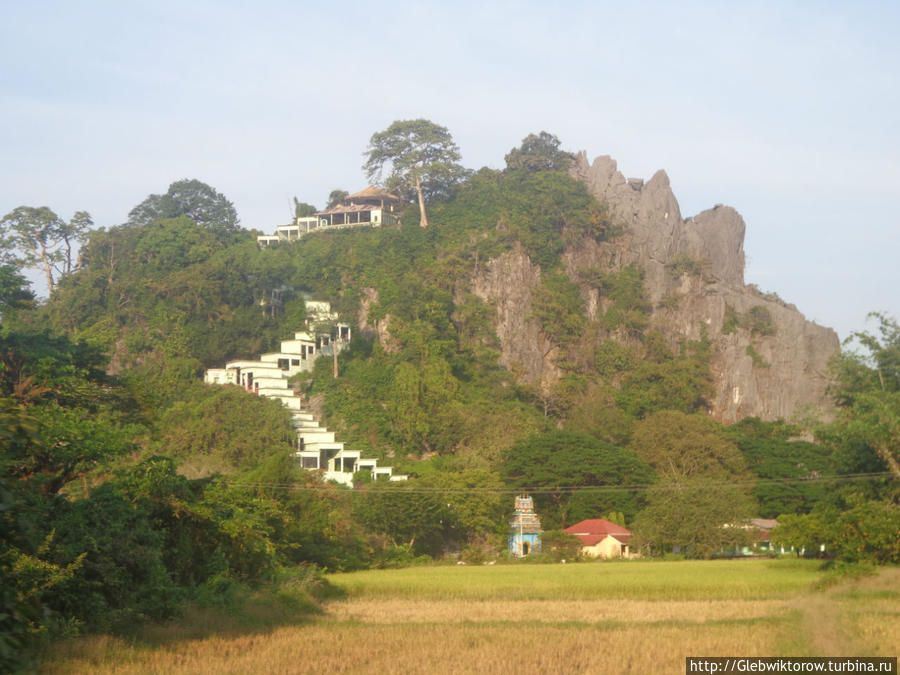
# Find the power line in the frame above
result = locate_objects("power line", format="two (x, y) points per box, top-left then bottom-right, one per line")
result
(217, 471), (896, 495)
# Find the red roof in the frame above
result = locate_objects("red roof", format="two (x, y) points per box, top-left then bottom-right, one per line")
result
(565, 519), (632, 541)
(577, 534), (609, 546)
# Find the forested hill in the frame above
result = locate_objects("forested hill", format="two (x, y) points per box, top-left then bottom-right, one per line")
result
(1, 130), (897, 668)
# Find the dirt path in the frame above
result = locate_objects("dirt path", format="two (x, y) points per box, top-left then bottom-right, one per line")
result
(796, 589), (853, 656)
(795, 567), (900, 656)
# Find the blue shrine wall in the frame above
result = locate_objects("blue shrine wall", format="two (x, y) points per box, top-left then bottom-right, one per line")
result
(508, 532), (541, 557)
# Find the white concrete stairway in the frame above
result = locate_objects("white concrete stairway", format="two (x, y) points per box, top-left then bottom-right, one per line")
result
(203, 320), (405, 486)
(292, 404), (406, 486)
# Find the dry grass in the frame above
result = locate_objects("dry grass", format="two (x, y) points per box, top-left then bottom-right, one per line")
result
(326, 597), (793, 625)
(830, 567), (900, 658)
(43, 621), (792, 674)
(40, 560), (899, 675)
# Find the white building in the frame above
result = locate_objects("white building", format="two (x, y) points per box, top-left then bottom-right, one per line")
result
(204, 300), (406, 486)
(257, 187), (402, 246)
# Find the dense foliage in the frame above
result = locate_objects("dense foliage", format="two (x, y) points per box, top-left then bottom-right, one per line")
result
(2, 132), (897, 667)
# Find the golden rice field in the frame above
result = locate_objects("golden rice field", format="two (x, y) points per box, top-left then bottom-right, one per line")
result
(41, 560), (900, 674)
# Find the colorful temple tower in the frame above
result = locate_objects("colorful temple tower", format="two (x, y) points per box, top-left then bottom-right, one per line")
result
(508, 495), (542, 557)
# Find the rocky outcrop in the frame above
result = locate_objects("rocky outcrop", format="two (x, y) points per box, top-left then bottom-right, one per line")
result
(571, 152), (838, 422)
(571, 153), (747, 292)
(358, 287), (399, 353)
(472, 153), (838, 423)
(471, 244), (558, 387)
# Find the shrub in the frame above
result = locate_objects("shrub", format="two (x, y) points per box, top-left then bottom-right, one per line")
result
(665, 254), (709, 278)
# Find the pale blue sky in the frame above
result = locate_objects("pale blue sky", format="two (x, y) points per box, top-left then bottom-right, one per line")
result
(2, 0), (898, 340)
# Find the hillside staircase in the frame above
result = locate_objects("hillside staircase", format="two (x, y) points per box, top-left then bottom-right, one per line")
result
(203, 310), (406, 487)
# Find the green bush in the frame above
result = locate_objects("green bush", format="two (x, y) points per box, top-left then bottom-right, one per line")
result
(665, 254), (709, 278)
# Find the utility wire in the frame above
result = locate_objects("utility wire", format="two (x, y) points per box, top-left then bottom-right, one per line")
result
(217, 471), (896, 495)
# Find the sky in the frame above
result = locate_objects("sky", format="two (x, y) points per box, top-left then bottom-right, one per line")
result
(2, 0), (898, 341)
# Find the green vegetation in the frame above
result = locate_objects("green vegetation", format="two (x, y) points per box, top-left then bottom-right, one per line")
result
(126, 179), (240, 238)
(2, 124), (897, 668)
(665, 253), (709, 278)
(746, 344), (770, 367)
(722, 303), (741, 334)
(722, 303), (777, 337)
(327, 558), (823, 601)
(504, 131), (575, 173)
(502, 430), (652, 528)
(629, 411), (757, 558)
(0, 206), (92, 293)
(724, 418), (835, 518)
(363, 118), (469, 228)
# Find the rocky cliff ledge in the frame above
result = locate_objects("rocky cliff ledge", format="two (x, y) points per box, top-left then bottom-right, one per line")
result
(474, 153), (839, 423)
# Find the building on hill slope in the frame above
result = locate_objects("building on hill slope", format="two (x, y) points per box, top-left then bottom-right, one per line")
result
(257, 187), (402, 246)
(203, 300), (405, 486)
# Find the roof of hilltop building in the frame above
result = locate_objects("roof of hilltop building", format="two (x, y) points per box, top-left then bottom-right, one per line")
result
(346, 186), (402, 203)
(315, 203), (383, 216)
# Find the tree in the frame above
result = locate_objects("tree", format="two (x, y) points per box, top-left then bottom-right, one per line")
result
(0, 265), (34, 318)
(0, 206), (91, 293)
(617, 332), (713, 417)
(293, 198), (317, 218)
(632, 479), (756, 558)
(352, 479), (452, 556)
(769, 512), (830, 556)
(724, 418), (835, 517)
(158, 386), (296, 474)
(830, 312), (900, 479)
(771, 499), (900, 564)
(530, 271), (586, 353)
(363, 119), (468, 228)
(127, 179), (240, 237)
(629, 410), (749, 481)
(504, 131), (575, 172)
(502, 430), (653, 528)
(326, 189), (349, 209)
(386, 355), (461, 453)
(629, 411), (756, 557)
(8, 402), (137, 495)
(59, 211), (93, 276)
(132, 216), (221, 273)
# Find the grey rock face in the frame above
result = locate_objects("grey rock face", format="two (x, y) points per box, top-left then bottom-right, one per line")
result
(470, 244), (560, 388)
(358, 287), (399, 353)
(576, 151), (838, 422)
(572, 152), (745, 288)
(474, 152), (838, 423)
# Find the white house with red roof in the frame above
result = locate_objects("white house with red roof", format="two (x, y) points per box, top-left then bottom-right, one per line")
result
(564, 518), (634, 559)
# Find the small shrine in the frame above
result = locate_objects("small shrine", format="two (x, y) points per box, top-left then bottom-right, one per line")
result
(508, 495), (542, 557)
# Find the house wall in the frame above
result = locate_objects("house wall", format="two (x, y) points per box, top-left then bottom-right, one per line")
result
(204, 368), (236, 385)
(581, 535), (630, 559)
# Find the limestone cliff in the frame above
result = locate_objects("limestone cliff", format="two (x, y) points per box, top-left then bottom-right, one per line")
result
(472, 153), (839, 423)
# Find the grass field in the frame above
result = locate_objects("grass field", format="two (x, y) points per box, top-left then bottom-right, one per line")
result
(41, 560), (900, 674)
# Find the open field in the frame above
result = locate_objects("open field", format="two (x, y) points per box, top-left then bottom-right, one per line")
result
(42, 560), (900, 674)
